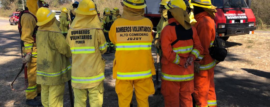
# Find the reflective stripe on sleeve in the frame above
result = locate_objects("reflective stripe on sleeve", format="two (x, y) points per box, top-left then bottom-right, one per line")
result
(161, 73), (194, 82)
(200, 60), (216, 71)
(117, 70), (152, 80)
(99, 42), (107, 51)
(37, 65), (71, 77)
(191, 49), (200, 58)
(208, 100), (217, 106)
(24, 43), (33, 50)
(173, 45), (193, 54)
(116, 43), (152, 51)
(173, 54), (180, 64)
(210, 41), (214, 47)
(32, 52), (37, 58)
(71, 47), (95, 54)
(198, 55), (204, 60)
(72, 73), (105, 83)
(25, 85), (37, 92)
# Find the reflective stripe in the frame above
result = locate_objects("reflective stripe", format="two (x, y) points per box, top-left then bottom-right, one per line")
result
(117, 70), (152, 80)
(116, 43), (152, 51)
(200, 60), (216, 70)
(208, 100), (217, 106)
(191, 49), (200, 58)
(198, 55), (204, 60)
(32, 52), (37, 58)
(173, 45), (193, 54)
(24, 44), (33, 50)
(37, 65), (71, 77)
(25, 85), (37, 92)
(210, 41), (214, 47)
(72, 73), (105, 83)
(173, 54), (180, 64)
(99, 42), (107, 51)
(162, 73), (194, 82)
(71, 47), (95, 54)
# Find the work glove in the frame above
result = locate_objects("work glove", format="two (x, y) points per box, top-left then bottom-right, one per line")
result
(184, 56), (194, 68)
(154, 39), (161, 49)
(22, 53), (32, 64)
(194, 61), (200, 74)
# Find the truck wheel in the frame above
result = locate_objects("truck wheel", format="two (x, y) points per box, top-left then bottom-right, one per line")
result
(221, 37), (229, 41)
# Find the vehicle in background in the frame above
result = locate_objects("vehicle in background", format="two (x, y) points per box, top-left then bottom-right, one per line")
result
(9, 12), (20, 25)
(144, 0), (257, 41)
(52, 10), (61, 21)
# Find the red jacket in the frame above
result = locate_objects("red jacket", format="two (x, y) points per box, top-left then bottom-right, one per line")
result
(160, 18), (203, 82)
(194, 12), (216, 71)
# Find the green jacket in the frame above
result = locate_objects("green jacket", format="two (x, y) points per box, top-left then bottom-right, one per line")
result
(36, 19), (72, 85)
(60, 13), (70, 33)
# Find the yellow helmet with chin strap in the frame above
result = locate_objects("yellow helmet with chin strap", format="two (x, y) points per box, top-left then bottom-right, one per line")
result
(36, 7), (56, 26)
(160, 0), (170, 6)
(191, 0), (212, 9)
(61, 7), (68, 13)
(123, 0), (147, 9)
(74, 0), (97, 15)
(167, 0), (187, 11)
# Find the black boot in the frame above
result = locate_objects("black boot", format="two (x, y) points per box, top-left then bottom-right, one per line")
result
(26, 97), (42, 106)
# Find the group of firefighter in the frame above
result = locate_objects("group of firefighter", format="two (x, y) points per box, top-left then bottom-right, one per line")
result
(18, 0), (218, 107)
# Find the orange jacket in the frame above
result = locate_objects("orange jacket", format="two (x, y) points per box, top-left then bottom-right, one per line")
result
(194, 12), (216, 71)
(160, 18), (203, 82)
(109, 18), (156, 80)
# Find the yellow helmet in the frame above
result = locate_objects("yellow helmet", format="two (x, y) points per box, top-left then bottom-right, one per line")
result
(74, 0), (97, 15)
(168, 0), (187, 11)
(61, 7), (68, 13)
(104, 8), (111, 15)
(36, 7), (56, 26)
(191, 0), (212, 9)
(160, 0), (170, 6)
(123, 0), (147, 9)
(113, 7), (119, 11)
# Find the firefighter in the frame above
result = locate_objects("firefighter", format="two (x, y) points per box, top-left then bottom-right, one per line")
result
(60, 7), (70, 37)
(103, 8), (114, 53)
(160, 0), (203, 106)
(70, 1), (79, 23)
(112, 7), (121, 20)
(66, 0), (107, 106)
(109, 0), (156, 106)
(35, 7), (72, 107)
(191, 0), (218, 107)
(154, 0), (170, 55)
(18, 0), (49, 106)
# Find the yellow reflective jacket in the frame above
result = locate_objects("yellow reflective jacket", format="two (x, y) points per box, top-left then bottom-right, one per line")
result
(36, 19), (72, 85)
(67, 14), (107, 89)
(102, 15), (114, 33)
(109, 18), (156, 80)
(60, 13), (70, 33)
(20, 13), (37, 54)
(155, 17), (168, 39)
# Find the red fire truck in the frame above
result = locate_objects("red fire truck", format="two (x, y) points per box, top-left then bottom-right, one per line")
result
(145, 0), (257, 41)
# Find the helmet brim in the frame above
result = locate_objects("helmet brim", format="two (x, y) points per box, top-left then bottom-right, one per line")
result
(191, 3), (212, 9)
(123, 1), (146, 9)
(74, 9), (97, 15)
(37, 12), (56, 26)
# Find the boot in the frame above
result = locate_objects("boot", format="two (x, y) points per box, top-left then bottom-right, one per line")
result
(26, 97), (42, 106)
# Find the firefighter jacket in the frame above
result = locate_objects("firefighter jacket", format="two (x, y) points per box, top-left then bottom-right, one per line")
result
(60, 12), (70, 33)
(20, 12), (37, 58)
(36, 19), (72, 85)
(161, 18), (203, 82)
(195, 12), (216, 71)
(109, 18), (156, 80)
(67, 14), (107, 89)
(102, 15), (114, 33)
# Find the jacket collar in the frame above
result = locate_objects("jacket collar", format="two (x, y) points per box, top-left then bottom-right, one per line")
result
(168, 18), (179, 25)
(195, 11), (210, 20)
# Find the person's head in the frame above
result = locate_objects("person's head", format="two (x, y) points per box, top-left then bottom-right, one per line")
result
(36, 7), (56, 26)
(72, 1), (79, 9)
(104, 8), (111, 16)
(159, 0), (170, 13)
(191, 0), (212, 15)
(26, 0), (49, 15)
(113, 7), (120, 15)
(61, 7), (68, 13)
(122, 0), (147, 10)
(74, 0), (97, 16)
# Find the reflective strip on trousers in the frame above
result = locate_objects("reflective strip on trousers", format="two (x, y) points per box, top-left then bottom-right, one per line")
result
(210, 41), (214, 47)
(25, 85), (37, 92)
(32, 52), (37, 58)
(117, 70), (152, 80)
(115, 43), (152, 51)
(37, 65), (71, 77)
(200, 60), (216, 71)
(173, 54), (180, 64)
(99, 42), (107, 51)
(161, 73), (194, 82)
(208, 100), (217, 106)
(173, 45), (193, 54)
(191, 49), (200, 58)
(24, 44), (33, 50)
(72, 73), (105, 83)
(71, 47), (95, 54)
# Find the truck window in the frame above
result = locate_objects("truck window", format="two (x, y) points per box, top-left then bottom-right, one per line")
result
(211, 0), (248, 8)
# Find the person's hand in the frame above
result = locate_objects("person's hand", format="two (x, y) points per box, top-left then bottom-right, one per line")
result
(154, 39), (160, 49)
(184, 56), (194, 68)
(22, 53), (32, 64)
(194, 61), (200, 73)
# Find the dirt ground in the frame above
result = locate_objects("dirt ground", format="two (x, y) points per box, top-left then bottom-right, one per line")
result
(0, 21), (270, 107)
